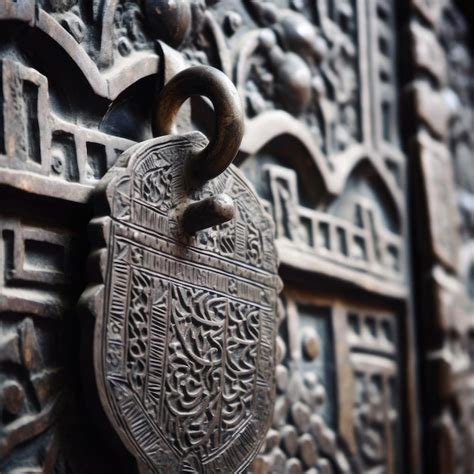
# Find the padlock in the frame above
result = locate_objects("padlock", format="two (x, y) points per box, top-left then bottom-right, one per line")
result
(80, 65), (281, 473)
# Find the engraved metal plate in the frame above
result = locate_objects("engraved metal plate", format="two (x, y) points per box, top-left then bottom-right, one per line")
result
(86, 131), (281, 473)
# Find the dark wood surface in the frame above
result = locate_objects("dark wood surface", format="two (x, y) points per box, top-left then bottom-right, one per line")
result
(0, 0), (472, 473)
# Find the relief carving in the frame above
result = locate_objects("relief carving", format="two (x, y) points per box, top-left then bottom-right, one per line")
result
(409, 0), (474, 472)
(1, 0), (464, 472)
(252, 294), (403, 473)
(81, 132), (281, 472)
(237, 1), (360, 156)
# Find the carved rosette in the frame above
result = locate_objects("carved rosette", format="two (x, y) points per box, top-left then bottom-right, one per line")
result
(81, 131), (281, 473)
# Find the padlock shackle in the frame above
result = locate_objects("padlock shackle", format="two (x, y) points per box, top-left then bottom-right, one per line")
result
(153, 65), (244, 187)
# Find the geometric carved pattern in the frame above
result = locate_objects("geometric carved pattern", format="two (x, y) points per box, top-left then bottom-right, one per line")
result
(347, 309), (400, 473)
(1, 0), (471, 472)
(0, 59), (134, 194)
(0, 214), (74, 471)
(82, 132), (281, 473)
(234, 0), (407, 300)
(263, 163), (403, 284)
(254, 292), (402, 473)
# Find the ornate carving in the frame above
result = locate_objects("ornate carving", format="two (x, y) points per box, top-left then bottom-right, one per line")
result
(0, 57), (134, 201)
(2, 0), (471, 472)
(253, 299), (353, 474)
(441, 5), (474, 244)
(260, 162), (403, 286)
(252, 294), (403, 473)
(408, 0), (474, 472)
(82, 132), (281, 472)
(0, 206), (84, 472)
(232, 0), (406, 301)
(346, 309), (400, 472)
(236, 1), (360, 156)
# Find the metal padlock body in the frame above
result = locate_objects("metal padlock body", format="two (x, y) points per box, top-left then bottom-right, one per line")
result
(85, 131), (280, 473)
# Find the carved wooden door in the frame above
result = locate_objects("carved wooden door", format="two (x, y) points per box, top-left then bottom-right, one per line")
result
(0, 1), (473, 473)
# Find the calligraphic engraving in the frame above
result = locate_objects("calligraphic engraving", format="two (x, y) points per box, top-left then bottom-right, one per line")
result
(84, 132), (280, 473)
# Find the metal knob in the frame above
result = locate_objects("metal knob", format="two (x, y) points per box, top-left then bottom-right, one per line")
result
(152, 65), (244, 233)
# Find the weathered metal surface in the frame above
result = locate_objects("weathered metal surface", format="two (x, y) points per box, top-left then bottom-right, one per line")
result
(81, 66), (281, 473)
(0, 0), (472, 473)
(153, 65), (244, 187)
(84, 135), (280, 473)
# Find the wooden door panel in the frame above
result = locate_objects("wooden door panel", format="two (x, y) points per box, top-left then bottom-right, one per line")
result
(0, 0), (472, 472)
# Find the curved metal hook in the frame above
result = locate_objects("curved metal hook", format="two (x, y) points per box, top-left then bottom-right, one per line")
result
(153, 65), (244, 187)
